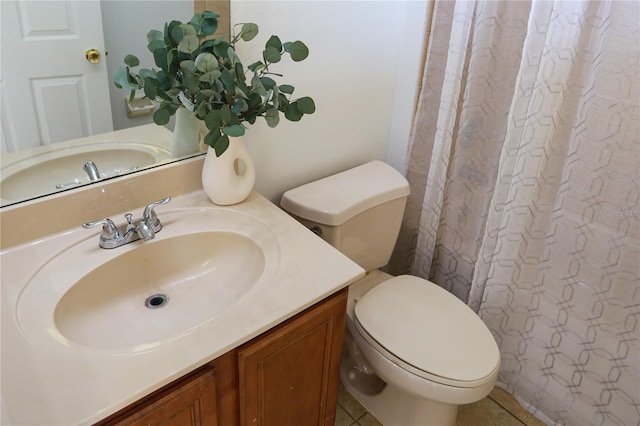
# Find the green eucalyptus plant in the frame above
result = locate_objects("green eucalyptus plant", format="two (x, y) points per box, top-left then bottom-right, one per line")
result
(114, 11), (315, 156)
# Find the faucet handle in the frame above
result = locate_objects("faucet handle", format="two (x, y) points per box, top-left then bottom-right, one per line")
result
(143, 197), (171, 226)
(82, 218), (121, 240)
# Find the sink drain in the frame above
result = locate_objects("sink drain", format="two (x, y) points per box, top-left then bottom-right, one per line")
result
(145, 294), (169, 309)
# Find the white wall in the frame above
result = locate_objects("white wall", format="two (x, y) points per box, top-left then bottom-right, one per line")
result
(101, 0), (427, 202)
(386, 1), (428, 172)
(231, 1), (426, 202)
(101, 0), (194, 131)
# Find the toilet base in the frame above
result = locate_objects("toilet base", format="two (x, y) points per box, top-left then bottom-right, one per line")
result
(340, 328), (459, 426)
(340, 368), (458, 426)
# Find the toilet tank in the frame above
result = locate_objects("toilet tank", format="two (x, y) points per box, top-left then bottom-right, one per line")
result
(280, 161), (410, 271)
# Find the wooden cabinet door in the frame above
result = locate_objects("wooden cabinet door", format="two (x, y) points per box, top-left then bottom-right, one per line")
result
(237, 289), (347, 426)
(103, 368), (218, 426)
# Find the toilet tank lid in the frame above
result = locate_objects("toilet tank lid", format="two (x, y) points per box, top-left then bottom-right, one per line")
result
(280, 160), (410, 226)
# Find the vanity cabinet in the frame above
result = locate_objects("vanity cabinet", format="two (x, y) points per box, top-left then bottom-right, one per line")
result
(105, 368), (218, 426)
(98, 350), (238, 426)
(97, 289), (347, 426)
(237, 288), (346, 425)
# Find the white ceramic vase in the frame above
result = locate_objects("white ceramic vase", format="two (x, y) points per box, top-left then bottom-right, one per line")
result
(201, 137), (256, 205)
(171, 107), (202, 158)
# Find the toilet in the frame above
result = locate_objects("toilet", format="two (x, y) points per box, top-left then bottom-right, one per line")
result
(281, 161), (500, 426)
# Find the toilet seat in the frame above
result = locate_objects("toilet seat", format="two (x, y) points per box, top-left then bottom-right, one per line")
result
(354, 275), (500, 388)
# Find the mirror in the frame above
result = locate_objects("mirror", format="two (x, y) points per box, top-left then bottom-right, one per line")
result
(0, 0), (230, 207)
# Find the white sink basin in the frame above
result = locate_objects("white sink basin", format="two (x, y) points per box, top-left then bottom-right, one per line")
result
(0, 142), (170, 202)
(16, 208), (279, 354)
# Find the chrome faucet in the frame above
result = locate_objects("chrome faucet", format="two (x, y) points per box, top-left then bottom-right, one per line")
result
(56, 161), (102, 189)
(56, 162), (142, 190)
(83, 161), (101, 182)
(82, 197), (171, 249)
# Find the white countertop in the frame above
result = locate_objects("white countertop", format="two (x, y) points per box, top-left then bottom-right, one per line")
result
(0, 190), (365, 425)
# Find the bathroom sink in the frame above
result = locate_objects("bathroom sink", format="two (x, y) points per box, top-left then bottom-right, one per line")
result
(16, 208), (280, 353)
(55, 232), (264, 349)
(0, 142), (171, 202)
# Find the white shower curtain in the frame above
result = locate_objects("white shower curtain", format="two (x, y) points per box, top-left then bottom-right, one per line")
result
(390, 1), (640, 425)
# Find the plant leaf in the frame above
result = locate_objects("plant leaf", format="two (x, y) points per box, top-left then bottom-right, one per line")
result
(247, 92), (263, 108)
(202, 11), (220, 20)
(195, 53), (218, 73)
(272, 85), (280, 109)
(199, 70), (222, 84)
(250, 75), (267, 96)
(181, 23), (197, 37)
(220, 69), (235, 94)
(200, 39), (216, 51)
(222, 124), (245, 137)
(166, 49), (174, 69)
(297, 96), (316, 114)
(285, 102), (303, 121)
(240, 23), (259, 41)
(153, 106), (171, 125)
(232, 98), (248, 114)
(228, 110), (241, 125)
(147, 39), (166, 53)
(279, 84), (295, 94)
(195, 100), (208, 118)
(204, 127), (222, 147)
(266, 35), (282, 52)
(147, 29), (164, 43)
(184, 74), (200, 94)
(138, 68), (157, 80)
(277, 93), (290, 110)
(213, 40), (231, 58)
(214, 135), (230, 156)
(165, 21), (180, 45)
(265, 108), (280, 128)
(221, 104), (232, 123)
(260, 76), (276, 90)
(287, 41), (309, 61)
(201, 17), (218, 36)
(178, 35), (199, 54)
(234, 85), (248, 99)
(227, 46), (241, 65)
(170, 24), (184, 44)
(234, 62), (246, 82)
(113, 67), (134, 90)
(205, 110), (222, 129)
(124, 54), (139, 67)
(247, 61), (265, 73)
(263, 46), (281, 63)
(143, 78), (158, 99)
(180, 60), (196, 73)
(153, 48), (169, 70)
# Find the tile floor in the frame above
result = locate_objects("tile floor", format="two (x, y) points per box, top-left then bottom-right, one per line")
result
(335, 383), (546, 426)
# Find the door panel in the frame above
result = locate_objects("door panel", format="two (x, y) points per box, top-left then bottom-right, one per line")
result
(1, 0), (113, 152)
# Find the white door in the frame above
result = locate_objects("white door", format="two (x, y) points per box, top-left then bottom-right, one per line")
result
(1, 0), (113, 153)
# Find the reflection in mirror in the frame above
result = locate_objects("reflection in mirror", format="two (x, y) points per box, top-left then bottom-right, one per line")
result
(0, 0), (229, 207)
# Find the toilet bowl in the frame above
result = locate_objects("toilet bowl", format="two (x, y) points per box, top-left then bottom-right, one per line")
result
(341, 270), (499, 425)
(281, 161), (500, 426)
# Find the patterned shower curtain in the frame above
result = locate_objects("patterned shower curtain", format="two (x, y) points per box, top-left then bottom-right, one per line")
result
(390, 1), (639, 425)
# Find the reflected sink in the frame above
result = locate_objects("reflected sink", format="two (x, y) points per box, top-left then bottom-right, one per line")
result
(0, 142), (171, 202)
(16, 208), (280, 354)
